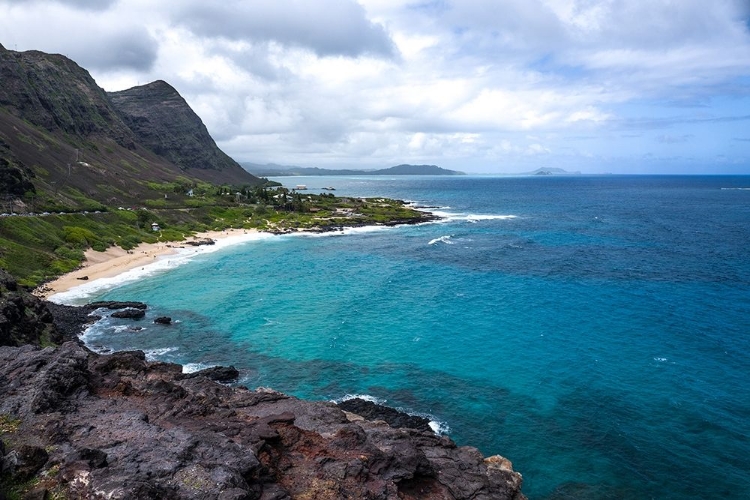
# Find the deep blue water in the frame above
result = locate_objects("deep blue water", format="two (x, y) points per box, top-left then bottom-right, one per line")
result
(70, 175), (750, 499)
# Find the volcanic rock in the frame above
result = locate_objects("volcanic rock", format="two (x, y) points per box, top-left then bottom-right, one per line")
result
(183, 365), (240, 383)
(0, 341), (526, 499)
(337, 397), (433, 433)
(110, 308), (146, 320)
(0, 269), (58, 347)
(89, 301), (148, 310)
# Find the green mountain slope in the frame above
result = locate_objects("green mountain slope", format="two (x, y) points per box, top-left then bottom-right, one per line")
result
(0, 43), (260, 212)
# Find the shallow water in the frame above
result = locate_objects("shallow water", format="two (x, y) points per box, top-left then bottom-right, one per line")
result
(64, 175), (750, 499)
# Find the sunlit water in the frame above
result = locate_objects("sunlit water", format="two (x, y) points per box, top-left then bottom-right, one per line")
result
(54, 175), (750, 499)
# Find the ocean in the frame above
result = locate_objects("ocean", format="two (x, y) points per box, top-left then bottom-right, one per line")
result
(54, 175), (750, 499)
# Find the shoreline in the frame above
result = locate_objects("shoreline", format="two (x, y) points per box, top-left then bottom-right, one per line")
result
(33, 208), (439, 303)
(33, 228), (257, 300)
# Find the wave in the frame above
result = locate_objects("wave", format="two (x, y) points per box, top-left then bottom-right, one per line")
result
(428, 419), (451, 435)
(720, 187), (750, 190)
(145, 347), (178, 361)
(182, 362), (217, 374)
(428, 235), (454, 245)
(466, 214), (517, 222)
(294, 225), (392, 239)
(333, 393), (388, 405)
(427, 210), (517, 224)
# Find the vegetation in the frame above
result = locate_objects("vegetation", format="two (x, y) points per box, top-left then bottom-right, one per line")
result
(0, 414), (21, 435)
(0, 185), (432, 287)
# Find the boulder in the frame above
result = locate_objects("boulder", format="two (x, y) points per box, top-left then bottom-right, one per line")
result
(183, 365), (240, 383)
(110, 308), (146, 320)
(337, 397), (433, 432)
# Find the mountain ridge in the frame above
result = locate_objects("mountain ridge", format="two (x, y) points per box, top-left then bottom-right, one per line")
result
(0, 44), (260, 211)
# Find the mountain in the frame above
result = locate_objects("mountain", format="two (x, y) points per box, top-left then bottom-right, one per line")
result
(378, 164), (464, 175)
(243, 163), (465, 176)
(0, 43), (259, 210)
(108, 81), (251, 183)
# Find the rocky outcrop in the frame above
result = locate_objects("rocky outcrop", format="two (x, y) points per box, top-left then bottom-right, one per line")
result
(182, 365), (240, 383)
(0, 269), (58, 347)
(110, 308), (146, 320)
(0, 343), (525, 499)
(338, 397), (433, 433)
(88, 301), (148, 310)
(108, 81), (253, 185)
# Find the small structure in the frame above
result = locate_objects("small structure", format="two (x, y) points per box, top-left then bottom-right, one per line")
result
(186, 189), (194, 197)
(151, 222), (161, 232)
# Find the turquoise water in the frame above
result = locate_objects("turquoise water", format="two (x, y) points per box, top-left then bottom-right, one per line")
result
(68, 176), (750, 499)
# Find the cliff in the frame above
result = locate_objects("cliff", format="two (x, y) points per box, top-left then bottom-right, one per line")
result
(108, 81), (252, 185)
(0, 43), (259, 210)
(0, 270), (525, 499)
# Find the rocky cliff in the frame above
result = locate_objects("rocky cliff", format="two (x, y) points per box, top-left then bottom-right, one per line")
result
(0, 45), (136, 147)
(0, 43), (259, 209)
(0, 270), (58, 347)
(0, 271), (525, 499)
(108, 81), (251, 184)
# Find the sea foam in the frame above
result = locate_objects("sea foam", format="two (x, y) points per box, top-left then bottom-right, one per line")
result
(428, 235), (454, 245)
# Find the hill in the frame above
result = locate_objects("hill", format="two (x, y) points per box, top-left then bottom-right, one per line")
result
(243, 163), (465, 176)
(0, 43), (260, 212)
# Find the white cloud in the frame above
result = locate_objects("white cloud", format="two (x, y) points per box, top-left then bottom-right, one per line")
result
(2, 0), (117, 11)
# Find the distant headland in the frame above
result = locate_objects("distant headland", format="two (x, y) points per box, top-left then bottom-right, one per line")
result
(243, 163), (466, 176)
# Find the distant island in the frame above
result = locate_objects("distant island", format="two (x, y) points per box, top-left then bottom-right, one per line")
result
(242, 163), (465, 176)
(523, 167), (581, 175)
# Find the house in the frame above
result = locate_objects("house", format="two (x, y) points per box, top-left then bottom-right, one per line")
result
(186, 189), (194, 197)
(151, 222), (161, 231)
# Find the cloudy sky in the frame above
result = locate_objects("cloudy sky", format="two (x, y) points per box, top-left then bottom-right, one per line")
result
(2, 0), (750, 174)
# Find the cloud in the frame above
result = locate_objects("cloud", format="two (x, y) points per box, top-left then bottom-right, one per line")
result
(0, 2), (158, 71)
(171, 0), (396, 58)
(75, 29), (158, 72)
(1, 0), (117, 11)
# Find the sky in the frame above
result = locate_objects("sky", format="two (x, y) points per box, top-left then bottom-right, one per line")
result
(2, 0), (750, 174)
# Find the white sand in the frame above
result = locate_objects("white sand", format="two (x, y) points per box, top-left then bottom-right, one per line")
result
(34, 228), (256, 299)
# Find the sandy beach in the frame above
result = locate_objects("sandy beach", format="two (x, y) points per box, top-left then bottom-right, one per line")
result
(34, 228), (256, 299)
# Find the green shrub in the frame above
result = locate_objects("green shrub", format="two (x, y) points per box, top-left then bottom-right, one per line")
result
(63, 226), (97, 248)
(54, 246), (84, 261)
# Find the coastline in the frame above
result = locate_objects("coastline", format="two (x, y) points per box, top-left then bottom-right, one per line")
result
(34, 228), (258, 301)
